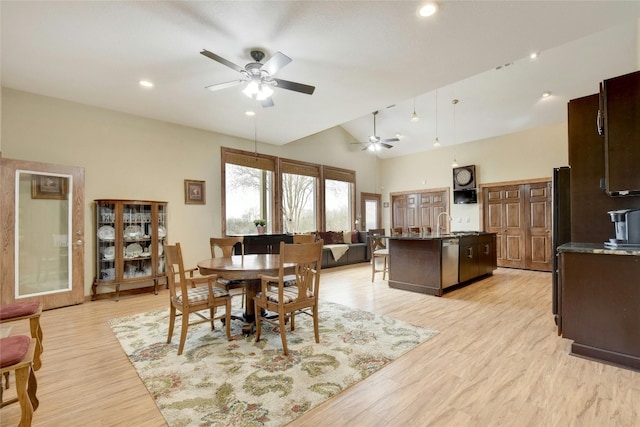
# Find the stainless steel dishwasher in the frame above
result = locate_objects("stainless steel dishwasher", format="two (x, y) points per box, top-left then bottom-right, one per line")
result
(441, 238), (459, 289)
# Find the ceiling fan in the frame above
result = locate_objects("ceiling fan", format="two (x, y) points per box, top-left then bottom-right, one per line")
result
(356, 111), (400, 151)
(200, 49), (316, 108)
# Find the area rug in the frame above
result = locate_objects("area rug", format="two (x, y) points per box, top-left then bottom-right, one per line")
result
(109, 302), (438, 427)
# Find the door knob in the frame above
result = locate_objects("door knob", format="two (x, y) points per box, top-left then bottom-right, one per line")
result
(75, 240), (84, 246)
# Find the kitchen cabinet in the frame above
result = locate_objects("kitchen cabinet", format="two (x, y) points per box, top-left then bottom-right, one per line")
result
(388, 233), (496, 296)
(459, 234), (496, 283)
(92, 199), (167, 301)
(599, 70), (640, 196)
(559, 246), (640, 370)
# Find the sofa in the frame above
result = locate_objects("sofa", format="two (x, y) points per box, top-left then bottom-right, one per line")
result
(316, 230), (370, 268)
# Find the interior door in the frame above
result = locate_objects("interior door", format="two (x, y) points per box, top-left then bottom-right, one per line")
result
(361, 192), (381, 231)
(525, 182), (552, 271)
(1, 158), (85, 309)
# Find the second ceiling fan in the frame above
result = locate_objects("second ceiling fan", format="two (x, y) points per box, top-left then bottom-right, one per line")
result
(358, 111), (399, 151)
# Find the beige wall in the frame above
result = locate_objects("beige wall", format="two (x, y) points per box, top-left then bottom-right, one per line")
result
(380, 122), (569, 231)
(1, 88), (377, 296)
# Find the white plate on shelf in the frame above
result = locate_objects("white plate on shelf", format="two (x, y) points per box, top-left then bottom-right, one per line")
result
(97, 225), (115, 240)
(102, 246), (115, 260)
(158, 242), (164, 255)
(124, 225), (143, 239)
(125, 243), (143, 257)
(158, 225), (167, 238)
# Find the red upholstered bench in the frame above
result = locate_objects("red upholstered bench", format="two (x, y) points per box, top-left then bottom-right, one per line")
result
(0, 335), (38, 426)
(0, 302), (43, 371)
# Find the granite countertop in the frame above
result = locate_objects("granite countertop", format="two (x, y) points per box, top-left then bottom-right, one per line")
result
(557, 242), (640, 256)
(386, 231), (495, 241)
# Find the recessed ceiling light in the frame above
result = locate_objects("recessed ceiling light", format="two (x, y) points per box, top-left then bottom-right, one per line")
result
(530, 52), (539, 60)
(139, 80), (154, 88)
(245, 110), (256, 116)
(418, 2), (438, 17)
(542, 91), (552, 98)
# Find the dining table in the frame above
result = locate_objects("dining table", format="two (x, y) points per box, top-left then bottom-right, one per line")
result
(197, 254), (295, 333)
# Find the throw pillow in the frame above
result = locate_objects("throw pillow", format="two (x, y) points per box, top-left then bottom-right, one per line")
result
(351, 230), (360, 243)
(343, 231), (352, 244)
(317, 231), (332, 244)
(330, 231), (345, 244)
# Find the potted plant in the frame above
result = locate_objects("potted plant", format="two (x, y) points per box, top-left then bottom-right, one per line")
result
(253, 219), (266, 234)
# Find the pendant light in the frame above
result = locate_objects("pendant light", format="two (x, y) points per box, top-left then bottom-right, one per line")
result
(451, 99), (459, 167)
(433, 89), (441, 147)
(410, 97), (419, 122)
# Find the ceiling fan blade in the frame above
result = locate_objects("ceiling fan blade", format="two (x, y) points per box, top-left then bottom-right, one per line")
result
(200, 49), (245, 73)
(380, 143), (394, 149)
(261, 52), (292, 76)
(205, 80), (245, 92)
(383, 137), (400, 143)
(273, 78), (316, 95)
(261, 98), (275, 108)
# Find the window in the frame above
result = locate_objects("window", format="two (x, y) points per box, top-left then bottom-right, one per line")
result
(222, 148), (276, 235)
(323, 166), (355, 231)
(221, 148), (356, 235)
(280, 159), (320, 233)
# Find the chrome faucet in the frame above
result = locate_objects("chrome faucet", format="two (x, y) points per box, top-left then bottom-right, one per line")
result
(436, 212), (453, 236)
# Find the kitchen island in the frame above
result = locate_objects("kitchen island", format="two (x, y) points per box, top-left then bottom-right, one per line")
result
(388, 232), (497, 296)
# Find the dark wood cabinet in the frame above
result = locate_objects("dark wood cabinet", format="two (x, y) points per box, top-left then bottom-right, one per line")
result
(242, 234), (292, 254)
(459, 234), (496, 283)
(599, 70), (640, 196)
(568, 94), (640, 243)
(559, 249), (640, 370)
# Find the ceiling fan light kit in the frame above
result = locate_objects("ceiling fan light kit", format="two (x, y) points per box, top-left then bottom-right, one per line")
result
(200, 48), (315, 107)
(359, 110), (400, 152)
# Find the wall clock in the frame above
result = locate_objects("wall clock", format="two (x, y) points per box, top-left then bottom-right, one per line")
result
(453, 165), (476, 190)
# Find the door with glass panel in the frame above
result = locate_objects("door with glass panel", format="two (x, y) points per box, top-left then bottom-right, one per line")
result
(361, 192), (382, 231)
(0, 158), (85, 309)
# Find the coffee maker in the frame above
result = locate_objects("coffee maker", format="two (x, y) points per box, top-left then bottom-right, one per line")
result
(606, 209), (640, 247)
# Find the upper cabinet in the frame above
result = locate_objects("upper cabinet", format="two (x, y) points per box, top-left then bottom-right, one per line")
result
(598, 70), (640, 196)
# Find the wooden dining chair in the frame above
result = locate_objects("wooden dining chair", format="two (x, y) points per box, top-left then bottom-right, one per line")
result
(165, 242), (231, 355)
(409, 226), (421, 234)
(254, 240), (323, 355)
(368, 228), (389, 282)
(210, 237), (246, 307)
(0, 302), (43, 371)
(392, 227), (404, 235)
(0, 336), (38, 426)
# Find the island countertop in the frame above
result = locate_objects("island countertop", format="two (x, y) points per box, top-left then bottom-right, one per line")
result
(383, 231), (494, 241)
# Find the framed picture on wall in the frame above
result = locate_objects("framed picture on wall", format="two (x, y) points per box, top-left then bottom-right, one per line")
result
(31, 174), (68, 200)
(184, 179), (206, 205)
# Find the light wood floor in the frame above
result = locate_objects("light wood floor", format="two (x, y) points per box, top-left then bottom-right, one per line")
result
(2, 265), (639, 426)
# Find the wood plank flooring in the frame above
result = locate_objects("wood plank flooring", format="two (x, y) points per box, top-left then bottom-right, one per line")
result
(2, 265), (638, 426)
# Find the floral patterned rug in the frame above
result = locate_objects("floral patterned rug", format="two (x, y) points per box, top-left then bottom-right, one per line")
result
(109, 302), (438, 427)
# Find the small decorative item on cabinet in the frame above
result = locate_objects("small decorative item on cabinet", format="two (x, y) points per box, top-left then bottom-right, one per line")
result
(92, 199), (168, 301)
(254, 219), (266, 234)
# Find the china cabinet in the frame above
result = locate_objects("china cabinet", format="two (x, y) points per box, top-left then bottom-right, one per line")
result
(92, 199), (167, 301)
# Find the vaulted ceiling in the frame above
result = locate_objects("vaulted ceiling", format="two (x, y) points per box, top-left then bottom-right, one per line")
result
(2, 1), (639, 159)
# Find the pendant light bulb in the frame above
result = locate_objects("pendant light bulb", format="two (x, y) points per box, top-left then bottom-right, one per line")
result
(433, 137), (441, 147)
(451, 157), (458, 168)
(410, 97), (419, 122)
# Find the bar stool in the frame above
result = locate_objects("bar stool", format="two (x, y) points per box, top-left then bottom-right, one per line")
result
(0, 336), (38, 426)
(0, 302), (43, 371)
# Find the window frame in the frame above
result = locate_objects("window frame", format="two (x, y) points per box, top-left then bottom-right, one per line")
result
(221, 147), (356, 235)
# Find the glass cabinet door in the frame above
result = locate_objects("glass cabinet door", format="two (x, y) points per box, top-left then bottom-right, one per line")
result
(96, 202), (116, 281)
(122, 202), (153, 280)
(157, 203), (167, 275)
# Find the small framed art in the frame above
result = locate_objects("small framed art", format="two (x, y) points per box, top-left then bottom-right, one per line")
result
(184, 179), (206, 205)
(31, 175), (68, 200)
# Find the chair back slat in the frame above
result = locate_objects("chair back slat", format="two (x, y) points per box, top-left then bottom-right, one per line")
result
(210, 237), (244, 258)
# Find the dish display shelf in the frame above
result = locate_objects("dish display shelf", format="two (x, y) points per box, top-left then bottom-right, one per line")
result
(92, 199), (167, 301)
